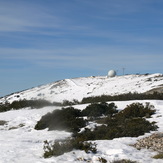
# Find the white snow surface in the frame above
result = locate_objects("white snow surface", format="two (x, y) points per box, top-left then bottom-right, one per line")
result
(0, 73), (163, 104)
(0, 74), (163, 162)
(0, 100), (163, 163)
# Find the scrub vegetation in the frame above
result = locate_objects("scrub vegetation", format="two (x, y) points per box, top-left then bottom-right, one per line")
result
(0, 99), (53, 112)
(34, 102), (158, 158)
(81, 92), (163, 104)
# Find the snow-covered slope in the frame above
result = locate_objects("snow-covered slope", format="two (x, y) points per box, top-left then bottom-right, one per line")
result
(0, 100), (163, 163)
(0, 73), (163, 162)
(1, 73), (163, 104)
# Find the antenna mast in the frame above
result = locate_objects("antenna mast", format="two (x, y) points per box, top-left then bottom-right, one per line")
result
(122, 68), (125, 75)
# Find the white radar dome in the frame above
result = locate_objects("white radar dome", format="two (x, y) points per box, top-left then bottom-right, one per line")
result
(108, 70), (116, 77)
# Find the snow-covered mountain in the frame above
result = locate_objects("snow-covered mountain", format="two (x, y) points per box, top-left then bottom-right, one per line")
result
(1, 73), (163, 104)
(0, 73), (163, 163)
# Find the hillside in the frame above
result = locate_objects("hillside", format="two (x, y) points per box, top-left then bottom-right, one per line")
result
(0, 73), (163, 104)
(0, 100), (163, 163)
(0, 73), (163, 162)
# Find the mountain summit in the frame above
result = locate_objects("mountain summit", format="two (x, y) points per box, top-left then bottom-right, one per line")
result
(1, 73), (163, 104)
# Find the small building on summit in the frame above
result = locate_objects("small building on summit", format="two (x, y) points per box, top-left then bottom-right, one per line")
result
(108, 70), (116, 78)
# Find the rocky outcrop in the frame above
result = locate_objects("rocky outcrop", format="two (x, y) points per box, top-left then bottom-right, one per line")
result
(133, 133), (163, 153)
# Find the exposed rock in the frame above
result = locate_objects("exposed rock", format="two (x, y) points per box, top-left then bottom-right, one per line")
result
(133, 132), (163, 153)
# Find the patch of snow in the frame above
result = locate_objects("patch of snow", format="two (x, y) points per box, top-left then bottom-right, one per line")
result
(0, 106), (71, 163)
(0, 100), (163, 162)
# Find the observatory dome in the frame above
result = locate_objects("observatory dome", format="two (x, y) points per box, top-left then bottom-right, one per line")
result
(108, 70), (116, 77)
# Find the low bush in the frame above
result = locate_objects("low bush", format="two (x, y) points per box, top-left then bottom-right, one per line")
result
(0, 99), (53, 112)
(0, 120), (7, 125)
(35, 107), (87, 133)
(117, 118), (157, 137)
(43, 138), (97, 158)
(111, 159), (138, 163)
(74, 103), (158, 141)
(115, 102), (156, 119)
(36, 102), (157, 142)
(81, 102), (118, 118)
(81, 92), (163, 104)
(153, 153), (163, 159)
(36, 102), (158, 158)
(62, 99), (80, 106)
(75, 117), (157, 141)
(98, 157), (107, 163)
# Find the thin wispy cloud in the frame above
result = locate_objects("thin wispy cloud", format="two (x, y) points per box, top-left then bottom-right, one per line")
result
(0, 0), (163, 96)
(0, 1), (63, 32)
(0, 46), (162, 70)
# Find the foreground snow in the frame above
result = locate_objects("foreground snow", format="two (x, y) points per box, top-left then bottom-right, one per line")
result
(0, 100), (163, 163)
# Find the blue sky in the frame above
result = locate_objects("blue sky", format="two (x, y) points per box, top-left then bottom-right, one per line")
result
(0, 0), (163, 97)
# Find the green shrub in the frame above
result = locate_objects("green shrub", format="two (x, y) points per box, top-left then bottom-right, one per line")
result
(0, 100), (53, 112)
(81, 102), (118, 118)
(98, 157), (107, 163)
(43, 138), (97, 158)
(118, 118), (157, 137)
(153, 153), (163, 159)
(36, 102), (157, 142)
(111, 159), (138, 163)
(75, 117), (157, 141)
(115, 102), (156, 120)
(35, 107), (87, 132)
(40, 102), (158, 158)
(74, 103), (158, 141)
(0, 120), (7, 125)
(62, 99), (79, 106)
(81, 92), (163, 104)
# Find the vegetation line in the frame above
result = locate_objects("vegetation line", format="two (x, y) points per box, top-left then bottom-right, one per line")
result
(34, 102), (158, 158)
(81, 92), (163, 104)
(1, 92), (163, 112)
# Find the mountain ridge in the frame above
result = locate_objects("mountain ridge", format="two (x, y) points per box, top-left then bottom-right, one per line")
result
(0, 73), (163, 104)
